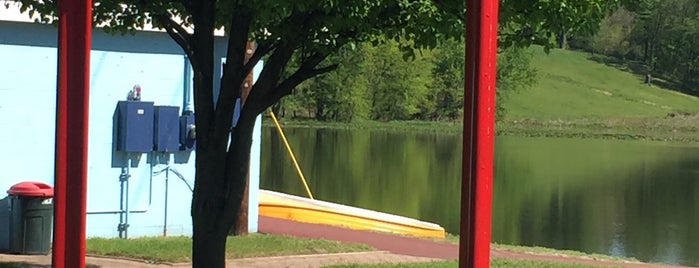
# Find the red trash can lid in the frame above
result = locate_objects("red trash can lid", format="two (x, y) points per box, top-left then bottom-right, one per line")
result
(7, 181), (54, 197)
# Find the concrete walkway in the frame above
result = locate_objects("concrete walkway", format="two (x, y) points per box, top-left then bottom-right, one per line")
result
(224, 252), (436, 268)
(0, 251), (436, 267)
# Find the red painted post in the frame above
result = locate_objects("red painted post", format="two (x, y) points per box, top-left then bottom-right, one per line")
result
(459, 0), (499, 267)
(53, 0), (92, 267)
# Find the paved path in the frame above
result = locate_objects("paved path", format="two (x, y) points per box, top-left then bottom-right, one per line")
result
(259, 216), (695, 268)
(259, 216), (458, 259)
(0, 216), (694, 267)
(0, 251), (434, 267)
(224, 252), (436, 268)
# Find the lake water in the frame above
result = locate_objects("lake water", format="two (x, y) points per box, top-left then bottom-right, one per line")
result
(260, 126), (699, 266)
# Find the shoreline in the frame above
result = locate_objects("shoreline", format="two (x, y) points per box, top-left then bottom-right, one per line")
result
(263, 115), (699, 144)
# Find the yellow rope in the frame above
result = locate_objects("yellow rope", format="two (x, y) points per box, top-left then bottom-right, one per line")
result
(269, 111), (314, 200)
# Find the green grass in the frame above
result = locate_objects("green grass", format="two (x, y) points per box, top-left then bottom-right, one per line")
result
(444, 233), (460, 243)
(491, 259), (619, 268)
(445, 234), (632, 262)
(498, 115), (699, 143)
(324, 261), (458, 268)
(506, 47), (699, 120)
(324, 258), (621, 268)
(442, 236), (633, 263)
(491, 244), (635, 263)
(85, 234), (372, 263)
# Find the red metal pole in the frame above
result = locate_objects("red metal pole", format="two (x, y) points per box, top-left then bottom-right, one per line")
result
(460, 0), (499, 267)
(53, 0), (92, 267)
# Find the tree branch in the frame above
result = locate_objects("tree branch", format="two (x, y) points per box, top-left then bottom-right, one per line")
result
(279, 64), (338, 93)
(215, 7), (252, 130)
(299, 52), (328, 70)
(154, 14), (197, 69)
(158, 13), (192, 42)
(240, 40), (296, 119)
(252, 64), (338, 116)
(253, 50), (337, 115)
(189, 0), (216, 148)
(241, 41), (274, 78)
(238, 9), (347, 118)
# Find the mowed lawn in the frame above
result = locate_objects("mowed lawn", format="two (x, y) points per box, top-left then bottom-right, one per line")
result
(504, 47), (699, 120)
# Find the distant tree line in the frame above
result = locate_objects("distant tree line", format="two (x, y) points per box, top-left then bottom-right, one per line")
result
(570, 0), (699, 94)
(270, 0), (621, 123)
(274, 39), (537, 122)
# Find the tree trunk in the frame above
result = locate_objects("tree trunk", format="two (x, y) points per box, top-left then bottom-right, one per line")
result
(192, 115), (256, 267)
(192, 229), (227, 267)
(316, 104), (325, 120)
(183, 7), (332, 265)
(557, 31), (568, 49)
(191, 143), (231, 268)
(191, 155), (230, 267)
(188, 0), (230, 265)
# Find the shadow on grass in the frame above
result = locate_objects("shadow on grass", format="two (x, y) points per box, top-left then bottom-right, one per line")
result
(588, 55), (649, 74)
(587, 54), (699, 97)
(0, 262), (100, 268)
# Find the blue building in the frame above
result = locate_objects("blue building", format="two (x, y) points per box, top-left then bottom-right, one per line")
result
(0, 13), (262, 238)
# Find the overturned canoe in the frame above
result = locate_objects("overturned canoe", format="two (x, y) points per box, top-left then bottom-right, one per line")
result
(258, 190), (446, 239)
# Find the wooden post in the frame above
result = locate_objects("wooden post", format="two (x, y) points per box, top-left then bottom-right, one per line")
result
(235, 41), (255, 235)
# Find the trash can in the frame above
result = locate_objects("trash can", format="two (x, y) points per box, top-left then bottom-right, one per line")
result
(0, 196), (10, 252)
(7, 181), (54, 255)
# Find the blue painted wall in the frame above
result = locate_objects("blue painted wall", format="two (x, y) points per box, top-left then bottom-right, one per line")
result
(0, 21), (262, 237)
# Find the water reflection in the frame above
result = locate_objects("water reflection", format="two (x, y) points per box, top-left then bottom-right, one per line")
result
(261, 127), (699, 266)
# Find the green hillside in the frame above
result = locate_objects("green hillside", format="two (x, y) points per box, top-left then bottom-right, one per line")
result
(504, 48), (699, 120)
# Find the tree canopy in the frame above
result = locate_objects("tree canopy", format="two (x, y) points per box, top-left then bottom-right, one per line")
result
(573, 0), (699, 94)
(281, 40), (537, 122)
(499, 0), (617, 50)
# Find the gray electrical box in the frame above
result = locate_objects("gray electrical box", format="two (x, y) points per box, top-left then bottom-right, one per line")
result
(116, 101), (155, 152)
(154, 106), (181, 152)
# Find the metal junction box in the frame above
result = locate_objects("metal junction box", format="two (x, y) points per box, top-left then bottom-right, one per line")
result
(116, 101), (154, 152)
(179, 113), (196, 151)
(154, 106), (181, 152)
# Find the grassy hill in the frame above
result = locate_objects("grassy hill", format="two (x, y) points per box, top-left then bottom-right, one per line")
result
(504, 47), (699, 120)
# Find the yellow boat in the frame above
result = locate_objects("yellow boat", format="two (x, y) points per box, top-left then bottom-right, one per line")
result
(258, 190), (446, 238)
